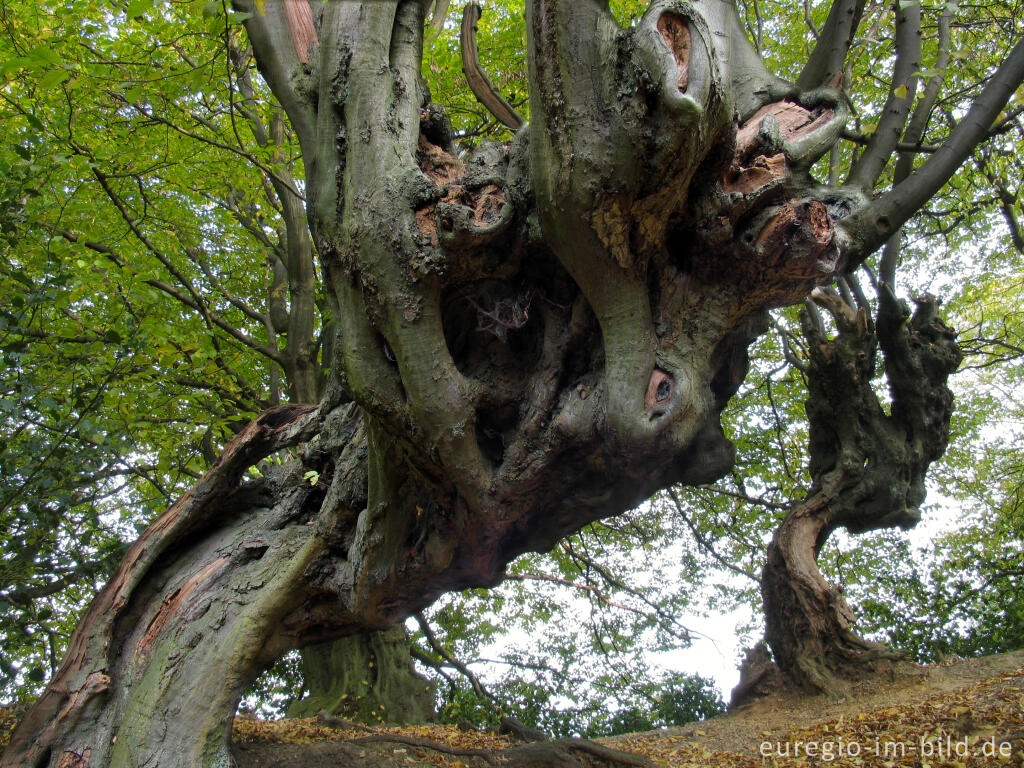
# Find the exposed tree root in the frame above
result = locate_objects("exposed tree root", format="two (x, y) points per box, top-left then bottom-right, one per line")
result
(312, 711), (651, 768)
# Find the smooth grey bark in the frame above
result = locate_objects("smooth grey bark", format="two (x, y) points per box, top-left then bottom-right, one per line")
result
(5, 1), (1022, 765)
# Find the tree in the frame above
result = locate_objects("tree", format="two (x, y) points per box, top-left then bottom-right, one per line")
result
(761, 280), (961, 692)
(4, 1), (1024, 767)
(0, 0), (436, 722)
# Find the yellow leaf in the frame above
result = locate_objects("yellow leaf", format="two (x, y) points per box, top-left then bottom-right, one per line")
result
(894, 84), (908, 99)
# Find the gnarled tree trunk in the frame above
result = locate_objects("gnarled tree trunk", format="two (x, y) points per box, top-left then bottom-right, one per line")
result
(762, 287), (962, 693)
(5, 1), (1022, 765)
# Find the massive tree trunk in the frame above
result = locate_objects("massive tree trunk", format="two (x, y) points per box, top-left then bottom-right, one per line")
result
(5, 1), (1022, 766)
(762, 287), (962, 693)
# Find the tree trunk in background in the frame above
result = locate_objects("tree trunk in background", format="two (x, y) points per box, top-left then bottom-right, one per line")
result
(762, 288), (962, 693)
(762, 505), (902, 693)
(288, 626), (436, 724)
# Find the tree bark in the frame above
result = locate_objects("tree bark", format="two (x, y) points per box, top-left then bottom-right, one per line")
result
(287, 627), (436, 724)
(762, 287), (962, 693)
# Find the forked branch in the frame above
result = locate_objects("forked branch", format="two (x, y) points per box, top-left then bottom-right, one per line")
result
(839, 37), (1024, 268)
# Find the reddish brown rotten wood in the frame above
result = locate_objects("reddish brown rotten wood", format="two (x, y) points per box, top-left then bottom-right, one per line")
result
(471, 184), (505, 227)
(284, 0), (317, 63)
(55, 750), (90, 768)
(736, 101), (836, 161)
(644, 369), (674, 410)
(755, 200), (834, 265)
(418, 135), (463, 186)
(657, 13), (691, 92)
(751, 199), (838, 301)
(724, 153), (788, 197)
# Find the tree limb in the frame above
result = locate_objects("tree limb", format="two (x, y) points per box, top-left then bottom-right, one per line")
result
(48, 225), (284, 365)
(845, 0), (921, 190)
(879, 0), (954, 284)
(234, 0), (316, 158)
(840, 37), (1024, 268)
(797, 0), (867, 91)
(413, 613), (493, 701)
(667, 488), (762, 581)
(461, 3), (524, 130)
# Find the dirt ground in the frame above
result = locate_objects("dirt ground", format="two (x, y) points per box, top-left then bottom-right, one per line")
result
(230, 649), (1024, 768)
(608, 650), (1024, 765)
(3, 651), (1021, 766)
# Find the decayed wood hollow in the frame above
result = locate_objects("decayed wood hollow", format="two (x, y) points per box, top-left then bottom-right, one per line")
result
(736, 101), (836, 161)
(418, 134), (463, 185)
(415, 135), (466, 246)
(756, 199), (836, 276)
(470, 184), (505, 226)
(657, 13), (690, 92)
(724, 153), (788, 196)
(645, 369), (674, 411)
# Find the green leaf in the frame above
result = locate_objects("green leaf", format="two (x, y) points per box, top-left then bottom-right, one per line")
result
(26, 46), (61, 67)
(36, 68), (70, 90)
(126, 0), (153, 18)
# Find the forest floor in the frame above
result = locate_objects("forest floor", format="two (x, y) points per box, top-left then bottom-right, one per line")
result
(1, 650), (1021, 766)
(228, 649), (1024, 768)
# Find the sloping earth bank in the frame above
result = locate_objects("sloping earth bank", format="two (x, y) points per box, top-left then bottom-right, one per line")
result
(4, 651), (1022, 767)
(230, 650), (1024, 768)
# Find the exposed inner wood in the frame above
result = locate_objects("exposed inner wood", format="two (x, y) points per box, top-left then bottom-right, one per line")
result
(418, 135), (463, 185)
(736, 101), (836, 161)
(657, 13), (691, 92)
(471, 184), (505, 228)
(283, 0), (317, 63)
(724, 153), (788, 196)
(644, 369), (673, 410)
(137, 556), (230, 657)
(415, 135), (466, 245)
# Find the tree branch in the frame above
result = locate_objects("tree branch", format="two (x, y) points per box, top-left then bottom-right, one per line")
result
(234, 0), (316, 159)
(796, 0), (867, 91)
(461, 3), (524, 130)
(879, 0), (953, 284)
(48, 226), (284, 365)
(840, 37), (1024, 268)
(413, 613), (493, 701)
(667, 488), (762, 581)
(845, 0), (921, 190)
